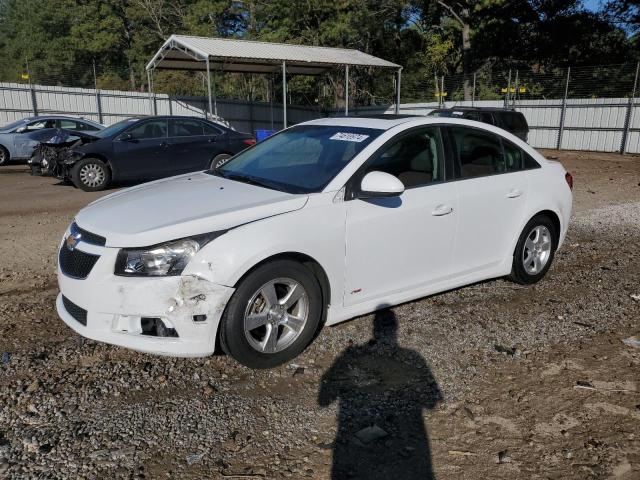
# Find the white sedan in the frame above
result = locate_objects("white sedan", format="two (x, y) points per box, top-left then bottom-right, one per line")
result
(56, 116), (573, 368)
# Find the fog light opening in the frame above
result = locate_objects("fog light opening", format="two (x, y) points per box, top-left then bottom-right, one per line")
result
(140, 317), (179, 338)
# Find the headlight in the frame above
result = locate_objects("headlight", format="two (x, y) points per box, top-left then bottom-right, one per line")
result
(114, 232), (225, 277)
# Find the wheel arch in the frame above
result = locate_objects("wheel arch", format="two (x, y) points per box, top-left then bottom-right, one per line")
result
(533, 209), (561, 245)
(232, 251), (331, 309)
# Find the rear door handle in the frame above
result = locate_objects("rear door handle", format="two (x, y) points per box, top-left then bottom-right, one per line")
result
(431, 204), (453, 216)
(507, 189), (523, 198)
(160, 142), (170, 148)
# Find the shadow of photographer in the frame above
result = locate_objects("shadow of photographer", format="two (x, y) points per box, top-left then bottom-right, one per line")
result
(319, 308), (442, 479)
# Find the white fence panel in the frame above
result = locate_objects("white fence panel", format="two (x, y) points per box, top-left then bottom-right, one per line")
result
(1, 82), (639, 153)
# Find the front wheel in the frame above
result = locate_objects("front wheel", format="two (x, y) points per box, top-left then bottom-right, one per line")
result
(510, 215), (557, 284)
(220, 260), (323, 369)
(71, 158), (111, 191)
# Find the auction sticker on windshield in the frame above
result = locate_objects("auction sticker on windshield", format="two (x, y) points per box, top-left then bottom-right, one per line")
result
(329, 132), (370, 142)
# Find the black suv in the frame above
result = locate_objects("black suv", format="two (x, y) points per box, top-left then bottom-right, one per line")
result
(428, 107), (529, 142)
(63, 116), (255, 191)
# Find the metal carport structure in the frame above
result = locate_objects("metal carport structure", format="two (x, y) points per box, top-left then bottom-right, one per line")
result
(146, 35), (402, 127)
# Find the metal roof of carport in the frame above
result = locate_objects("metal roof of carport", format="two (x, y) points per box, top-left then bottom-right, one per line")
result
(146, 35), (401, 74)
(145, 35), (403, 127)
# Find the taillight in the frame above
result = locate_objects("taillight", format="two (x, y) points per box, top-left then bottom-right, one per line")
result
(565, 172), (573, 190)
(243, 138), (256, 146)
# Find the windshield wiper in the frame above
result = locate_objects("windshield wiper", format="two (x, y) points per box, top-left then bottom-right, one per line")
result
(219, 172), (283, 191)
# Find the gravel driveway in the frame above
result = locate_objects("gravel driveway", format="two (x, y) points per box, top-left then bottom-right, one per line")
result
(0, 150), (639, 479)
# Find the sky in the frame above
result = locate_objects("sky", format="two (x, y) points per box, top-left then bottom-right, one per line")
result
(582, 0), (602, 12)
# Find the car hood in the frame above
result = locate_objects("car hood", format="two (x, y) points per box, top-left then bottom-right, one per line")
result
(75, 172), (309, 247)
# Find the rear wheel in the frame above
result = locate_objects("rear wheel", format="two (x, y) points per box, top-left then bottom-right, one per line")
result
(510, 215), (557, 284)
(0, 145), (9, 166)
(210, 153), (232, 170)
(220, 260), (323, 369)
(72, 158), (111, 191)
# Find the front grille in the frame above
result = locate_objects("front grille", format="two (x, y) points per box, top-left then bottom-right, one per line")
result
(73, 222), (106, 246)
(62, 296), (87, 326)
(59, 245), (99, 279)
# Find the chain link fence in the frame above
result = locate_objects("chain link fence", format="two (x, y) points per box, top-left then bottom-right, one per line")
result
(401, 63), (640, 106)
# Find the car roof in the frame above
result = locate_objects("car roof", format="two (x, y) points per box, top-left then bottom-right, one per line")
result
(432, 107), (520, 113)
(303, 115), (422, 130)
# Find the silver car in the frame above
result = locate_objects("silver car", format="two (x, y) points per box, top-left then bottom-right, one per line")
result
(0, 116), (103, 165)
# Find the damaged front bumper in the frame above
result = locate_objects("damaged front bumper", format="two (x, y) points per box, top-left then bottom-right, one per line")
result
(56, 241), (234, 357)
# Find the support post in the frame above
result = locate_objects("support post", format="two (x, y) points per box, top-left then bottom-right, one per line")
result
(621, 62), (640, 154)
(269, 74), (274, 130)
(146, 69), (154, 115)
(440, 75), (444, 108)
(26, 59), (37, 116)
(513, 70), (519, 109)
(472, 72), (476, 106)
(395, 68), (402, 115)
(92, 60), (103, 124)
(505, 69), (511, 107)
(434, 74), (440, 108)
(282, 61), (287, 128)
(345, 65), (349, 116)
(557, 67), (571, 150)
(206, 58), (213, 120)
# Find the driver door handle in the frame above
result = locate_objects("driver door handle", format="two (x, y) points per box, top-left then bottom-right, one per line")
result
(431, 204), (453, 216)
(160, 141), (170, 148)
(507, 188), (523, 198)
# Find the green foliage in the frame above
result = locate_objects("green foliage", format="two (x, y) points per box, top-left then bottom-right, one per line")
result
(0, 0), (635, 103)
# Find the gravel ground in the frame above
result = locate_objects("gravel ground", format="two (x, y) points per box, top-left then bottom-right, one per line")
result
(0, 149), (639, 479)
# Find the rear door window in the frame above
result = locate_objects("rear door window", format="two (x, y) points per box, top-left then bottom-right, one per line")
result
(127, 119), (168, 140)
(451, 126), (504, 178)
(479, 112), (494, 125)
(169, 119), (205, 137)
(501, 112), (527, 131)
(203, 122), (223, 136)
(60, 120), (81, 130)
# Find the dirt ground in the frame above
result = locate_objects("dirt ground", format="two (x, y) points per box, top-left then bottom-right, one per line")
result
(0, 149), (639, 479)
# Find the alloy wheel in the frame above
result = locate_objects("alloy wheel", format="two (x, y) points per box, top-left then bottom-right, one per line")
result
(243, 278), (309, 354)
(522, 225), (552, 275)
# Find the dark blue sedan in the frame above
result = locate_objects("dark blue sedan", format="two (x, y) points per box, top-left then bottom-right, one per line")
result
(65, 116), (256, 191)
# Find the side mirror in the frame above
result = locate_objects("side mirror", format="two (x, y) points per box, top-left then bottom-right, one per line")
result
(358, 171), (405, 198)
(117, 133), (134, 142)
(15, 126), (27, 133)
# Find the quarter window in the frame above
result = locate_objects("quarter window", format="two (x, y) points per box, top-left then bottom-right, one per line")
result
(127, 120), (167, 140)
(363, 127), (444, 188)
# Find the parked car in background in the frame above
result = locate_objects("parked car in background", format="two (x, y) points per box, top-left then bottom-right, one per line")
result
(56, 116), (572, 368)
(63, 116), (255, 191)
(0, 116), (103, 165)
(428, 107), (529, 142)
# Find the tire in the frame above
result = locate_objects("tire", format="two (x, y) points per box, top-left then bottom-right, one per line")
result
(510, 214), (558, 285)
(210, 153), (232, 170)
(0, 145), (9, 166)
(220, 260), (323, 369)
(71, 158), (111, 192)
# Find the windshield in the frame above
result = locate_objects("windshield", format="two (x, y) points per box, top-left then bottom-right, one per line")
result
(214, 125), (382, 194)
(0, 119), (28, 131)
(94, 118), (140, 138)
